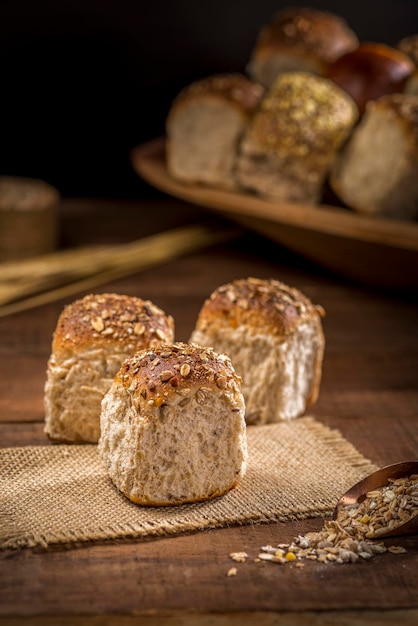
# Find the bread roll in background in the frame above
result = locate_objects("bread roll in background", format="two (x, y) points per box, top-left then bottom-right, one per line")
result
(235, 72), (358, 204)
(99, 342), (247, 506)
(330, 93), (418, 221)
(44, 293), (175, 443)
(397, 35), (418, 95)
(189, 277), (325, 425)
(0, 175), (59, 261)
(325, 42), (414, 114)
(166, 73), (264, 189)
(246, 6), (359, 88)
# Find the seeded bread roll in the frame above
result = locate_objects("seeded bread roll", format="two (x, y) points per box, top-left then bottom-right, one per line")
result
(98, 342), (247, 506)
(166, 73), (264, 189)
(235, 72), (358, 204)
(189, 277), (325, 425)
(247, 7), (359, 88)
(397, 35), (418, 95)
(44, 293), (175, 444)
(330, 93), (418, 220)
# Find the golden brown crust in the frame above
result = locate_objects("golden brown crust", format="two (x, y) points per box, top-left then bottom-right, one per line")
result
(116, 341), (241, 406)
(127, 479), (241, 507)
(52, 293), (174, 356)
(253, 7), (359, 63)
(193, 277), (325, 338)
(167, 73), (264, 120)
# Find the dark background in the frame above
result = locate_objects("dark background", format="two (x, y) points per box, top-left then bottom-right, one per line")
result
(1, 1), (417, 198)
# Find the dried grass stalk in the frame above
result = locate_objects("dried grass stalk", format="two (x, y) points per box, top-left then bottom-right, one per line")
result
(0, 222), (238, 317)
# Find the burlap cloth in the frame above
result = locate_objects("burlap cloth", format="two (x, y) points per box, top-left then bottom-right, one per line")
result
(0, 417), (377, 550)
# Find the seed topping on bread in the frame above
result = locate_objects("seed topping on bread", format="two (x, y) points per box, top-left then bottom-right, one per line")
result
(249, 73), (358, 165)
(194, 277), (325, 338)
(116, 342), (242, 408)
(53, 293), (174, 354)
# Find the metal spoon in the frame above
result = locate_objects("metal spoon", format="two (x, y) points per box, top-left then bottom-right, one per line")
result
(333, 460), (418, 538)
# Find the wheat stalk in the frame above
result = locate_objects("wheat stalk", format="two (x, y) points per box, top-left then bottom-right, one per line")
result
(0, 221), (239, 317)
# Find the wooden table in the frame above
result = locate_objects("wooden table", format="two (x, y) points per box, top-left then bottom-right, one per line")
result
(1, 197), (417, 626)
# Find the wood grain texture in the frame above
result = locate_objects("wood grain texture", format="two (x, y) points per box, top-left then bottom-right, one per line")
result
(0, 198), (417, 623)
(131, 138), (418, 291)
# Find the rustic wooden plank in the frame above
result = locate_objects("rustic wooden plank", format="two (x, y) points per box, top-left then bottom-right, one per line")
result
(1, 609), (418, 626)
(1, 519), (416, 616)
(0, 198), (417, 623)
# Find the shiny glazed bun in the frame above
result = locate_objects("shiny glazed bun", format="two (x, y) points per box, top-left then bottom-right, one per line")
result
(325, 42), (414, 114)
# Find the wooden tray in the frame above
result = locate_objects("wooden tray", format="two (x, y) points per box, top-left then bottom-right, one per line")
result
(131, 138), (418, 291)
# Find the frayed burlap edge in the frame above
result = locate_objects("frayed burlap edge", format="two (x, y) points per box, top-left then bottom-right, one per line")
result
(0, 416), (377, 550)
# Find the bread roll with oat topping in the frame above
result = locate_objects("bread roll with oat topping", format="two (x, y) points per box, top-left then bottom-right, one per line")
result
(166, 73), (264, 189)
(44, 293), (174, 444)
(190, 277), (325, 425)
(98, 342), (247, 506)
(235, 72), (358, 204)
(247, 7), (359, 88)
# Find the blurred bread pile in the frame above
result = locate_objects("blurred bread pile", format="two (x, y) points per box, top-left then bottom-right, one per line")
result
(166, 7), (418, 222)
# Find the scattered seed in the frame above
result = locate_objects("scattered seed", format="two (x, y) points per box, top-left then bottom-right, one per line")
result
(230, 552), (248, 563)
(388, 545), (407, 554)
(243, 475), (416, 569)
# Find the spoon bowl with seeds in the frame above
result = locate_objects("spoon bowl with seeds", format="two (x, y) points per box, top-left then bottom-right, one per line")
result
(333, 461), (418, 539)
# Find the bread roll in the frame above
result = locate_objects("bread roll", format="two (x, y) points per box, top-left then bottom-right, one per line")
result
(247, 7), (359, 88)
(98, 342), (247, 506)
(0, 175), (59, 261)
(325, 42), (414, 114)
(235, 72), (358, 204)
(44, 293), (175, 443)
(330, 93), (418, 220)
(166, 73), (264, 189)
(189, 277), (325, 425)
(397, 35), (418, 95)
